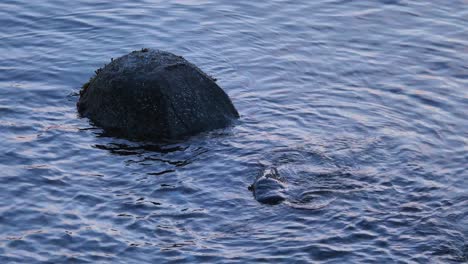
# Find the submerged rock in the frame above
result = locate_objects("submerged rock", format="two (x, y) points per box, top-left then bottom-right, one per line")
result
(249, 167), (287, 205)
(77, 48), (239, 141)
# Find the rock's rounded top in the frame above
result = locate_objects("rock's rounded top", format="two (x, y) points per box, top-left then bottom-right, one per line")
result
(123, 49), (184, 67)
(78, 48), (239, 141)
(101, 49), (199, 76)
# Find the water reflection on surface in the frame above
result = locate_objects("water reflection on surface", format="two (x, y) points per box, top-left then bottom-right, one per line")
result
(0, 0), (467, 263)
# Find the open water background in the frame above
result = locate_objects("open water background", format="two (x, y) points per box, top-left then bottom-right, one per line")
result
(0, 0), (467, 263)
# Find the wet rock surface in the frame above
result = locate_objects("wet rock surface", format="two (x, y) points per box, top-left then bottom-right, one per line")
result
(77, 49), (239, 141)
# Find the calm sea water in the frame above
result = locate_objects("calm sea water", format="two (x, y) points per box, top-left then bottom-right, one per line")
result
(1, 0), (467, 263)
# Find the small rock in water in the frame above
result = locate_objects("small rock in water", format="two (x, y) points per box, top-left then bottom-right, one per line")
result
(250, 167), (287, 205)
(77, 48), (239, 141)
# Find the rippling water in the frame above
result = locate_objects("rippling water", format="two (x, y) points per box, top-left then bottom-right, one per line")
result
(1, 0), (467, 263)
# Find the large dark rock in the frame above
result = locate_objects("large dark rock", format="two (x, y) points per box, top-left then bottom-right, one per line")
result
(77, 48), (239, 141)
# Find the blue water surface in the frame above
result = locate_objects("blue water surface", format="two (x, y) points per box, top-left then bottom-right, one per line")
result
(0, 0), (467, 263)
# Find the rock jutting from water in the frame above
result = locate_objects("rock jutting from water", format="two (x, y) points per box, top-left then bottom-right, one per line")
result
(77, 48), (239, 141)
